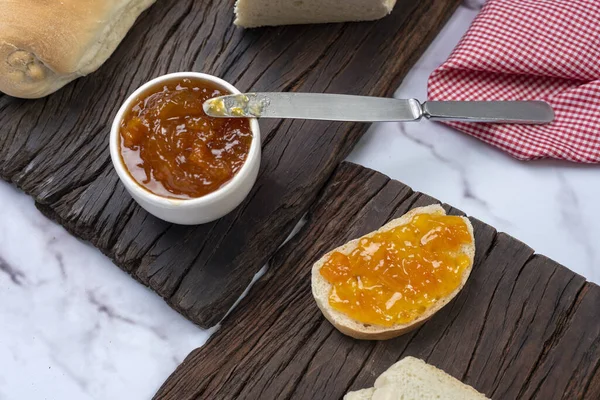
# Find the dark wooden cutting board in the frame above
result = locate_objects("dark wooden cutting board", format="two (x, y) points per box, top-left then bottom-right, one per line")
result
(155, 162), (600, 400)
(0, 0), (460, 328)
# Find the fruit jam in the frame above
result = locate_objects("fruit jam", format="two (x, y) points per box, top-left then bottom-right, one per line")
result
(320, 213), (473, 327)
(119, 78), (252, 199)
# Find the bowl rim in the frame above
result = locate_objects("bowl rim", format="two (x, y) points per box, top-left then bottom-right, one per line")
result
(109, 72), (261, 209)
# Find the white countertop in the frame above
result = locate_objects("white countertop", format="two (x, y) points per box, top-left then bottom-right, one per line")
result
(1, 2), (598, 399)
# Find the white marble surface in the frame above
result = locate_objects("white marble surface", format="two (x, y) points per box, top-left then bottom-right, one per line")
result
(1, 2), (598, 399)
(0, 182), (215, 400)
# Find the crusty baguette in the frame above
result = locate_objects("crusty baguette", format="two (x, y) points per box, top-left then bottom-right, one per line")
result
(345, 357), (489, 400)
(312, 204), (475, 340)
(0, 0), (155, 99)
(234, 0), (398, 28)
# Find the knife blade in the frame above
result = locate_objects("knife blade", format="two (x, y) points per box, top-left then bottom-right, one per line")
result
(203, 93), (554, 124)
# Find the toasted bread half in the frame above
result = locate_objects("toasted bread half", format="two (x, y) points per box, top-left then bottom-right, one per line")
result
(311, 204), (475, 340)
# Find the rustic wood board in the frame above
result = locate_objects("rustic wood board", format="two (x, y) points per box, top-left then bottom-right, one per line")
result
(0, 0), (460, 328)
(155, 162), (600, 400)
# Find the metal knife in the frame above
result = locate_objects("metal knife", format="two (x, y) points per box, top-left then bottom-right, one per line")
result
(203, 93), (554, 124)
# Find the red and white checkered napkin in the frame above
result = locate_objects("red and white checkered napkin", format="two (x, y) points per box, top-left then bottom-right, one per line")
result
(427, 0), (600, 163)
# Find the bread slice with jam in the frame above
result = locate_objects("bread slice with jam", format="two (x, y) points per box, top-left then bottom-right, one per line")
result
(311, 204), (475, 340)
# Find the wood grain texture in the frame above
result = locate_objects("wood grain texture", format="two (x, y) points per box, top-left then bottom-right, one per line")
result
(155, 162), (600, 400)
(0, 0), (460, 327)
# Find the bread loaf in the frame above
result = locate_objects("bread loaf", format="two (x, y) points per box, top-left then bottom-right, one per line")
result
(235, 0), (398, 28)
(0, 0), (155, 98)
(344, 388), (375, 400)
(312, 204), (475, 340)
(345, 357), (489, 399)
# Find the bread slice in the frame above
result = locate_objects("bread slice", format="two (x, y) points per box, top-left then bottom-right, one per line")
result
(345, 357), (489, 400)
(344, 388), (375, 400)
(234, 0), (397, 28)
(312, 204), (475, 340)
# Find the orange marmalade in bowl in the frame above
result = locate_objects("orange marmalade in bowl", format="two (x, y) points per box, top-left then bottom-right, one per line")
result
(319, 213), (473, 327)
(119, 78), (253, 199)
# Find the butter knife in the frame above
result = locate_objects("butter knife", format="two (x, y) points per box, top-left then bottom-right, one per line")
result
(203, 93), (554, 124)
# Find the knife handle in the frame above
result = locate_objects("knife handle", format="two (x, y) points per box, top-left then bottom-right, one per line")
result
(421, 101), (554, 124)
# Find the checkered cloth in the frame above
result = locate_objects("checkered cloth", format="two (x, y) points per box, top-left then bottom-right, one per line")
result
(428, 0), (600, 163)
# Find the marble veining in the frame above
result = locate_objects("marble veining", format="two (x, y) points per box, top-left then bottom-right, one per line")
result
(0, 255), (25, 285)
(556, 172), (596, 271)
(1, 1), (598, 399)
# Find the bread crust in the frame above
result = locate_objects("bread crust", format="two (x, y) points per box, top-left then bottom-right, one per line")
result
(312, 204), (475, 340)
(235, 0), (398, 28)
(0, 0), (156, 98)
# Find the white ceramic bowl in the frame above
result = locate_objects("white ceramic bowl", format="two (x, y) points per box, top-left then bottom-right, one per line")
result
(110, 72), (261, 225)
